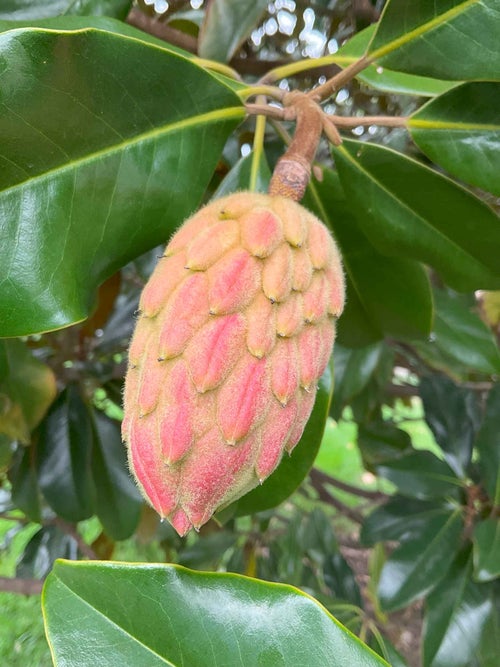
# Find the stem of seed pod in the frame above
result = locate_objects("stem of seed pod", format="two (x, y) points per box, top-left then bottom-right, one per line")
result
(268, 92), (324, 202)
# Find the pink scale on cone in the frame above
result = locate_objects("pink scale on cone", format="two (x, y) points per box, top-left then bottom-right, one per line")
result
(307, 221), (334, 270)
(256, 399), (298, 479)
(127, 319), (153, 367)
(297, 324), (326, 390)
(185, 219), (240, 270)
(129, 413), (178, 517)
(184, 313), (246, 392)
(285, 389), (316, 453)
(137, 346), (168, 416)
(240, 207), (284, 257)
(303, 271), (330, 323)
(262, 243), (293, 303)
(272, 197), (307, 247)
(139, 252), (188, 317)
(246, 293), (276, 358)
(158, 359), (197, 464)
(276, 291), (304, 338)
(208, 248), (261, 315)
(158, 272), (209, 359)
(217, 353), (269, 444)
(269, 337), (300, 406)
(291, 247), (313, 292)
(179, 428), (256, 528)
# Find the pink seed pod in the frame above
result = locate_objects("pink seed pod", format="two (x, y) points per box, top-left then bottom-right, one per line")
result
(122, 191), (344, 535)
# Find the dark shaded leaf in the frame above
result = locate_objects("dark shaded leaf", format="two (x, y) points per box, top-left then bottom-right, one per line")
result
(213, 150), (271, 198)
(475, 384), (500, 501)
(90, 410), (142, 541)
(368, 0), (500, 80)
(37, 386), (95, 522)
(376, 451), (461, 500)
(9, 444), (42, 522)
(0, 27), (243, 336)
(357, 420), (413, 468)
(16, 525), (77, 579)
(410, 82), (500, 197)
(333, 140), (500, 291)
(379, 509), (464, 612)
(43, 560), (389, 666)
(304, 168), (433, 344)
(473, 518), (500, 582)
(420, 373), (479, 477)
(198, 0), (268, 62)
(423, 549), (495, 667)
(361, 496), (454, 546)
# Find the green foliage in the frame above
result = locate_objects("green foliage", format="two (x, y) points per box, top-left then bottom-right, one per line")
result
(0, 1), (499, 666)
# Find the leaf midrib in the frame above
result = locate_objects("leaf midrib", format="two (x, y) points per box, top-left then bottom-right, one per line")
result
(0, 107), (244, 198)
(47, 575), (177, 666)
(368, 0), (480, 60)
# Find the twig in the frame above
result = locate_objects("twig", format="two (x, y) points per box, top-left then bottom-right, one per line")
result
(309, 469), (365, 524)
(127, 7), (198, 52)
(53, 518), (97, 560)
(0, 576), (44, 595)
(326, 114), (408, 128)
(312, 468), (387, 501)
(307, 55), (372, 102)
(245, 103), (285, 120)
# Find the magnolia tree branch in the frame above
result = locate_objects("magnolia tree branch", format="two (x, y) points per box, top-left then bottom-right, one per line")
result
(0, 576), (44, 596)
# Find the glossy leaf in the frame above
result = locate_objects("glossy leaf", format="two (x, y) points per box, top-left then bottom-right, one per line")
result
(43, 560), (389, 667)
(420, 374), (479, 477)
(333, 140), (500, 291)
(473, 518), (500, 582)
(334, 24), (455, 97)
(423, 549), (495, 667)
(198, 0), (268, 62)
(368, 0), (500, 80)
(378, 509), (464, 612)
(0, 27), (244, 336)
(475, 383), (500, 501)
(376, 450), (461, 500)
(331, 342), (383, 420)
(16, 526), (77, 580)
(0, 339), (57, 443)
(37, 386), (95, 523)
(0, 0), (132, 20)
(361, 496), (454, 546)
(416, 289), (500, 378)
(228, 363), (333, 518)
(90, 410), (142, 541)
(304, 169), (433, 344)
(410, 82), (500, 196)
(213, 150), (271, 198)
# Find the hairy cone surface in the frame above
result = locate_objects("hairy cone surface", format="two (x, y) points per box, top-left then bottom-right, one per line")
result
(122, 192), (344, 535)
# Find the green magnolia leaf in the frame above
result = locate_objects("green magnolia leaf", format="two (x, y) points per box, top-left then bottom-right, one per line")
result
(423, 549), (495, 667)
(0, 0), (132, 20)
(473, 518), (500, 582)
(43, 560), (389, 667)
(213, 150), (271, 198)
(378, 510), (464, 612)
(415, 289), (500, 379)
(368, 0), (500, 80)
(334, 24), (456, 97)
(475, 383), (500, 502)
(420, 373), (479, 477)
(227, 362), (333, 518)
(0, 27), (244, 337)
(357, 421), (413, 468)
(376, 450), (461, 499)
(90, 409), (142, 541)
(37, 386), (95, 522)
(330, 342), (383, 419)
(410, 82), (500, 197)
(16, 526), (77, 580)
(304, 168), (433, 344)
(361, 496), (454, 546)
(370, 633), (409, 667)
(198, 0), (268, 62)
(0, 340), (57, 443)
(333, 140), (500, 291)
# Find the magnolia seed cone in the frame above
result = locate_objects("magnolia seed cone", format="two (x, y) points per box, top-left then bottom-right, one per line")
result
(122, 191), (344, 536)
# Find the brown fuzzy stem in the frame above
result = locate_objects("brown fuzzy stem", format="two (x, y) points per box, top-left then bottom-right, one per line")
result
(269, 92), (323, 201)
